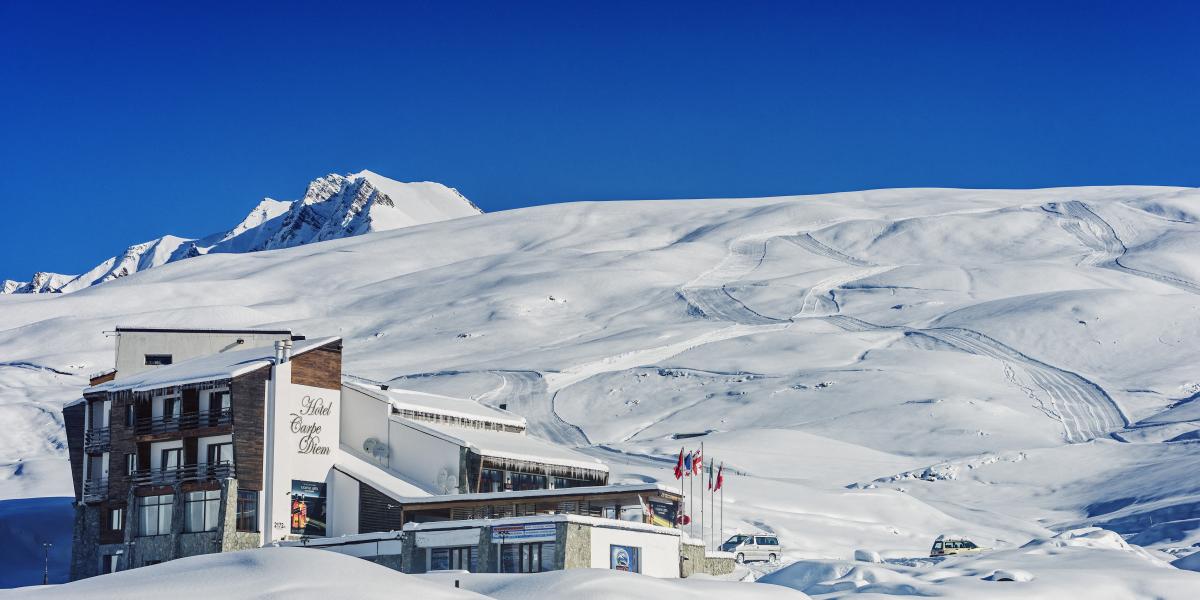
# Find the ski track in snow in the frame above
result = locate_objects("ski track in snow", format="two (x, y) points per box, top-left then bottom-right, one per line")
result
(823, 315), (1128, 443)
(476, 370), (591, 447)
(1043, 200), (1200, 294)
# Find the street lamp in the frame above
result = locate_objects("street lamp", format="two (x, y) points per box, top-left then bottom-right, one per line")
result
(41, 542), (52, 585)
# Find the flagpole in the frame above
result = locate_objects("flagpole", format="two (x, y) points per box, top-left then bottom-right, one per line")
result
(711, 460), (715, 548)
(699, 442), (704, 549)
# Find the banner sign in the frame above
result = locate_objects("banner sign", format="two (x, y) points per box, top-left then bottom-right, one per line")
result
(648, 500), (677, 528)
(491, 522), (556, 543)
(290, 480), (327, 536)
(609, 545), (641, 573)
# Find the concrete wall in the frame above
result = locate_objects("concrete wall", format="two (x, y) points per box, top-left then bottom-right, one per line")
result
(588, 524), (680, 578)
(340, 386), (391, 468)
(114, 330), (290, 380)
(388, 420), (460, 495)
(329, 468), (360, 537)
(679, 542), (736, 577)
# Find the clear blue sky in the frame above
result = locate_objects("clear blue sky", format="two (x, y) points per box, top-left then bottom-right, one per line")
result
(2, 1), (1197, 279)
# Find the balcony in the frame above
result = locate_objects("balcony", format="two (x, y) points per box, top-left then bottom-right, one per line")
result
(130, 461), (235, 487)
(83, 427), (111, 452)
(135, 408), (232, 436)
(82, 478), (108, 503)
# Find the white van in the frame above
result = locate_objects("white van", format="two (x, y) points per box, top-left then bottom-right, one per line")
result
(930, 535), (987, 557)
(720, 533), (781, 563)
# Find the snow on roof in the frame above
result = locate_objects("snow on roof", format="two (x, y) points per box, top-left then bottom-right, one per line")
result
(343, 380), (526, 429)
(86, 337), (340, 394)
(399, 482), (676, 506)
(401, 512), (681, 536)
(332, 447), (435, 500)
(397, 416), (609, 473)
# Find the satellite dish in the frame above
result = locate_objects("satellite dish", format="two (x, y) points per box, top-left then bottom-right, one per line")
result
(363, 438), (389, 463)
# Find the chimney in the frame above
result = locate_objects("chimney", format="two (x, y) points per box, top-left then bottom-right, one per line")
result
(282, 339), (293, 362)
(274, 340), (285, 364)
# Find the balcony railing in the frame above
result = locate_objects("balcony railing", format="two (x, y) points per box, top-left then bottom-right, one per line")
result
(82, 478), (108, 503)
(130, 462), (235, 487)
(135, 408), (232, 436)
(83, 427), (111, 452)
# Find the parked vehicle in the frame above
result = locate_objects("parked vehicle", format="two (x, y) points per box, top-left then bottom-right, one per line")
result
(930, 535), (987, 557)
(721, 533), (781, 563)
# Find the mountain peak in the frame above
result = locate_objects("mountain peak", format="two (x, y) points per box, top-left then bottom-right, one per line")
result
(2, 170), (481, 294)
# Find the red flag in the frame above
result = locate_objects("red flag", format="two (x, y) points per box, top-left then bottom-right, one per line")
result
(714, 463), (725, 491)
(673, 448), (684, 480)
(693, 448), (703, 476)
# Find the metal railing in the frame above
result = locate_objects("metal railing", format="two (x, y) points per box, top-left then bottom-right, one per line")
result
(82, 478), (108, 502)
(83, 427), (111, 452)
(130, 462), (235, 486)
(134, 408), (232, 435)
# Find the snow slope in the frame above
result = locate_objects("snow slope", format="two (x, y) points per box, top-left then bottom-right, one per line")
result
(0, 170), (481, 294)
(1, 185), (1199, 593)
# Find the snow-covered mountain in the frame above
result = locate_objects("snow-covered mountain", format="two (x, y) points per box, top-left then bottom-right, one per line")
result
(0, 170), (481, 294)
(2, 185), (1199, 592)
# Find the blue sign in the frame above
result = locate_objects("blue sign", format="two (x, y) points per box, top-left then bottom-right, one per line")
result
(609, 545), (641, 573)
(492, 522), (557, 542)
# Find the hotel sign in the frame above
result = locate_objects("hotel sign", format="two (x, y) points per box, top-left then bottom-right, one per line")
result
(289, 395), (334, 456)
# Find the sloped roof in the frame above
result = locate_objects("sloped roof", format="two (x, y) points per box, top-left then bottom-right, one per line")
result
(397, 417), (608, 473)
(343, 380), (526, 429)
(85, 337), (340, 394)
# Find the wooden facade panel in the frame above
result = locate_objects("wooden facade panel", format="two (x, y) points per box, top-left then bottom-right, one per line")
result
(62, 401), (86, 501)
(290, 342), (342, 390)
(230, 366), (269, 491)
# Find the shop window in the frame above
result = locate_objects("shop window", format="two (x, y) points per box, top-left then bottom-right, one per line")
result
(138, 494), (173, 536)
(500, 542), (556, 573)
(185, 489), (222, 532)
(236, 490), (259, 532)
(430, 546), (478, 572)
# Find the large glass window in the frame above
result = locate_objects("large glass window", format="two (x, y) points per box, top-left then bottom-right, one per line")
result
(430, 546), (478, 571)
(145, 354), (173, 366)
(500, 542), (556, 573)
(138, 494), (173, 536)
(552, 476), (590, 489)
(185, 489), (222, 532)
(509, 472), (547, 491)
(236, 490), (258, 532)
(480, 468), (504, 492)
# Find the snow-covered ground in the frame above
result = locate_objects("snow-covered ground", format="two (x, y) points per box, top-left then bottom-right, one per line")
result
(2, 185), (1199, 594)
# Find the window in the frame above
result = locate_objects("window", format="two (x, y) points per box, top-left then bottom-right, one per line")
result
(509, 472), (547, 491)
(236, 490), (259, 532)
(207, 443), (233, 466)
(162, 396), (180, 422)
(755, 536), (777, 546)
(107, 507), (124, 531)
(138, 494), (173, 536)
(552, 477), (590, 489)
(480, 468), (504, 492)
(430, 546), (478, 572)
(125, 404), (136, 427)
(161, 448), (182, 471)
(500, 542), (556, 573)
(145, 354), (173, 366)
(185, 489), (222, 532)
(100, 554), (119, 574)
(126, 453), (137, 476)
